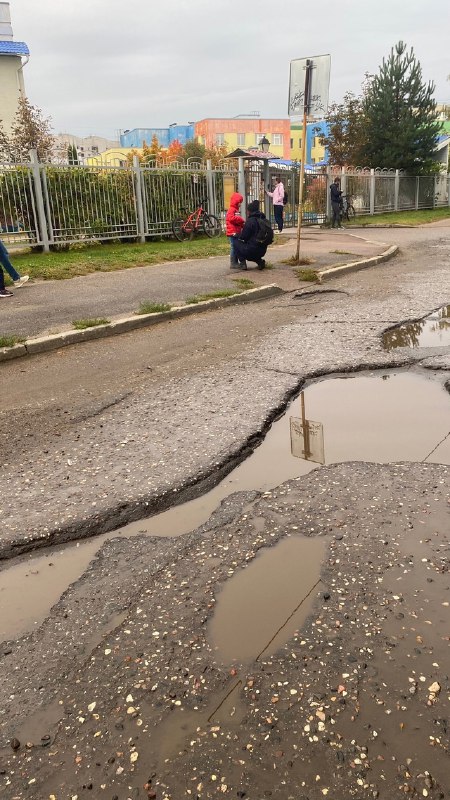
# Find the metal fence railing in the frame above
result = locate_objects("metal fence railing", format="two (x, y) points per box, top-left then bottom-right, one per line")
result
(1, 154), (449, 251)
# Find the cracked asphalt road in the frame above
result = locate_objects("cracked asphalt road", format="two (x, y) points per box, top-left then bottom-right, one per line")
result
(0, 224), (449, 799)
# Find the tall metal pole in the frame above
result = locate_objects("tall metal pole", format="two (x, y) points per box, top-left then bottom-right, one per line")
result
(294, 59), (312, 262)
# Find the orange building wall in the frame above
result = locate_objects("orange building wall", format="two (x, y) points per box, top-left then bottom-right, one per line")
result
(195, 119), (291, 159)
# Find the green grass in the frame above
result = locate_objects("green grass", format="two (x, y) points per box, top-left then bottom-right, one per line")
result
(232, 277), (256, 290)
(295, 267), (319, 282)
(8, 237), (230, 282)
(346, 207), (450, 227)
(282, 256), (315, 267)
(330, 250), (362, 256)
(0, 334), (26, 348)
(72, 318), (110, 330)
(185, 289), (240, 304)
(136, 302), (172, 315)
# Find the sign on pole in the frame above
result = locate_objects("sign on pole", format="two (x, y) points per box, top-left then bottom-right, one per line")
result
(288, 54), (331, 118)
(290, 417), (325, 464)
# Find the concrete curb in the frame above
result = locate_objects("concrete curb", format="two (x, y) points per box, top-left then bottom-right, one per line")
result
(0, 284), (283, 363)
(318, 244), (399, 282)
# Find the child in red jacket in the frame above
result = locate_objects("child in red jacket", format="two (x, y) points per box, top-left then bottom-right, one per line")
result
(225, 192), (246, 269)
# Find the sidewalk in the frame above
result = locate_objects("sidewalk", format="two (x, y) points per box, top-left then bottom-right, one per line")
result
(0, 227), (392, 342)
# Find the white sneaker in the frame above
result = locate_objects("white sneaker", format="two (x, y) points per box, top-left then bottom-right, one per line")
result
(13, 275), (30, 288)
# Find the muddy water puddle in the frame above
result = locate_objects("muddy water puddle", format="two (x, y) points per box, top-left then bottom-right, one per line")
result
(1, 368), (450, 641)
(383, 303), (450, 349)
(209, 536), (326, 663)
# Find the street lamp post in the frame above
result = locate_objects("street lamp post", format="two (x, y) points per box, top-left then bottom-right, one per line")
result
(260, 135), (270, 153)
(260, 136), (271, 217)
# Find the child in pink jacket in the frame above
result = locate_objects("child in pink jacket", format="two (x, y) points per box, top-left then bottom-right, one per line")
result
(225, 192), (246, 269)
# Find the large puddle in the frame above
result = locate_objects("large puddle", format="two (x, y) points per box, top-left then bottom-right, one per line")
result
(208, 536), (326, 663)
(383, 303), (450, 349)
(1, 369), (449, 641)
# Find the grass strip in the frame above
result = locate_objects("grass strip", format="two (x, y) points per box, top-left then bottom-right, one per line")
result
(295, 268), (319, 282)
(0, 334), (26, 348)
(8, 237), (230, 282)
(136, 302), (172, 315)
(72, 318), (110, 330)
(185, 289), (240, 304)
(346, 207), (450, 227)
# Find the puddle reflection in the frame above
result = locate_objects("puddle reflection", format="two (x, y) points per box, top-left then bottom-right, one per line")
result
(1, 369), (449, 641)
(383, 304), (450, 349)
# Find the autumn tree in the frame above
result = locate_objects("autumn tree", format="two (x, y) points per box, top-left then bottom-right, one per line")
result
(321, 91), (368, 166)
(204, 142), (229, 167)
(361, 42), (440, 173)
(7, 97), (54, 161)
(182, 138), (206, 162)
(164, 139), (183, 163)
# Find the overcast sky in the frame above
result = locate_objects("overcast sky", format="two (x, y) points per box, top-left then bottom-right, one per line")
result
(8, 0), (450, 139)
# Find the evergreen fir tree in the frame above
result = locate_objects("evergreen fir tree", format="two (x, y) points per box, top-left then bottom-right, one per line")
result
(361, 42), (440, 173)
(67, 143), (78, 165)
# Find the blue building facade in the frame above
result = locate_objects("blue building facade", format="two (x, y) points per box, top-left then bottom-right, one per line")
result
(120, 125), (195, 149)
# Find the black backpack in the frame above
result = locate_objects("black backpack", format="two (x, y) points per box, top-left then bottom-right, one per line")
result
(283, 191), (288, 205)
(255, 217), (274, 246)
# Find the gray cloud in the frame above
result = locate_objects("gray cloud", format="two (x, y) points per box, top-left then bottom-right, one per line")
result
(8, 0), (450, 138)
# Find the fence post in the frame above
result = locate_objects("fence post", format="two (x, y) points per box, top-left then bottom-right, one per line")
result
(29, 149), (50, 252)
(133, 156), (145, 243)
(325, 166), (331, 222)
(206, 159), (215, 216)
(341, 165), (346, 199)
(238, 157), (246, 218)
(369, 168), (375, 215)
(415, 177), (419, 210)
(394, 169), (399, 211)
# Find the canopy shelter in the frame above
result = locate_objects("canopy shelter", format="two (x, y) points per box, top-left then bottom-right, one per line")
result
(225, 147), (280, 161)
(225, 149), (281, 217)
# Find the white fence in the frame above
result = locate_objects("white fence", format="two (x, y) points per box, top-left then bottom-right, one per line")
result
(1, 155), (449, 251)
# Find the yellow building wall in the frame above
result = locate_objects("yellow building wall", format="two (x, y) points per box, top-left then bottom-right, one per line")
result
(86, 148), (139, 166)
(290, 126), (303, 162)
(310, 135), (326, 164)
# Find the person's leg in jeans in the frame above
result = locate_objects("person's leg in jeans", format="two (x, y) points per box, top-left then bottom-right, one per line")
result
(274, 204), (283, 232)
(0, 239), (20, 281)
(228, 235), (238, 266)
(0, 264), (13, 295)
(331, 201), (341, 228)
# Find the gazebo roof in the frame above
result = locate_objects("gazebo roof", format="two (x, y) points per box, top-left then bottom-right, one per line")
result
(225, 148), (280, 160)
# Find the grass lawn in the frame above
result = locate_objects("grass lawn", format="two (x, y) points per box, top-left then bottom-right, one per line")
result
(346, 207), (450, 227)
(7, 236), (231, 282)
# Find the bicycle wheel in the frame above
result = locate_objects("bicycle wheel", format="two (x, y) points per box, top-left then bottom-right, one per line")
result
(172, 216), (190, 241)
(202, 213), (222, 238)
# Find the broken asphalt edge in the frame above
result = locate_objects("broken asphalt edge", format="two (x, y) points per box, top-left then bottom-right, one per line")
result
(318, 244), (399, 282)
(0, 245), (398, 364)
(0, 285), (283, 364)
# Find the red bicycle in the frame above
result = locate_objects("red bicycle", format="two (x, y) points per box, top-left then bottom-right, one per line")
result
(172, 199), (221, 241)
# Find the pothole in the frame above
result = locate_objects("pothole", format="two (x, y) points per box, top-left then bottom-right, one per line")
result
(208, 536), (326, 664)
(1, 368), (449, 642)
(382, 304), (450, 349)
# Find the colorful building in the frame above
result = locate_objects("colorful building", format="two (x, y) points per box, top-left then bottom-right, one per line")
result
(194, 118), (291, 160)
(290, 121), (329, 165)
(120, 125), (194, 149)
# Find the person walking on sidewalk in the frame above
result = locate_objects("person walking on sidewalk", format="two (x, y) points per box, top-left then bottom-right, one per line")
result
(0, 238), (30, 288)
(330, 178), (344, 229)
(225, 192), (247, 269)
(233, 200), (271, 270)
(0, 261), (13, 297)
(265, 176), (285, 233)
